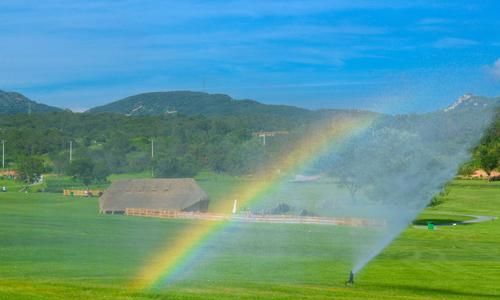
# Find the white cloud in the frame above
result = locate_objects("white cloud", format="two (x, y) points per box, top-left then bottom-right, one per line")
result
(486, 58), (500, 81)
(413, 18), (453, 32)
(433, 37), (478, 48)
(417, 18), (450, 25)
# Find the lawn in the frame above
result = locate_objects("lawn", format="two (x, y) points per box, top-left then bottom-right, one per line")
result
(0, 178), (499, 299)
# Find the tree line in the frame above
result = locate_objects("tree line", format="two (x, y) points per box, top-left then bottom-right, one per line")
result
(0, 111), (310, 184)
(0, 107), (497, 187)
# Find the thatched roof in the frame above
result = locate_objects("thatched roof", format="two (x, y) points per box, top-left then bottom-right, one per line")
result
(99, 178), (209, 213)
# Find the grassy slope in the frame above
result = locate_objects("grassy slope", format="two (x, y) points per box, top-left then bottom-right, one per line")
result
(0, 179), (499, 299)
(358, 179), (500, 299)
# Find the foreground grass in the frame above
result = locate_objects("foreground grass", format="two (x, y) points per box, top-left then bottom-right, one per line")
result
(0, 179), (499, 299)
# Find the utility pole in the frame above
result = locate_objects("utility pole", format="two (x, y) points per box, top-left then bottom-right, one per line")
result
(151, 138), (154, 159)
(1, 140), (5, 169)
(232, 199), (238, 214)
(151, 138), (154, 178)
(259, 134), (266, 146)
(69, 140), (73, 163)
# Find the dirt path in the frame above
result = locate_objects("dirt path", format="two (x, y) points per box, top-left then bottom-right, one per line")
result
(460, 214), (497, 224)
(414, 212), (497, 228)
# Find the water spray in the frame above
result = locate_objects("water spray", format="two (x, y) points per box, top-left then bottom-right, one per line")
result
(132, 96), (498, 288)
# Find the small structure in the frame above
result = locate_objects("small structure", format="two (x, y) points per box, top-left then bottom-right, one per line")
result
(292, 174), (321, 182)
(0, 170), (18, 179)
(99, 178), (209, 214)
(471, 169), (489, 179)
(252, 131), (289, 137)
(427, 221), (435, 230)
(252, 131), (289, 146)
(489, 170), (500, 181)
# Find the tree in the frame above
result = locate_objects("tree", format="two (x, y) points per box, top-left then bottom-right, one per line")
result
(17, 156), (46, 183)
(327, 140), (373, 204)
(67, 159), (95, 187)
(49, 151), (69, 175)
(92, 163), (111, 183)
(477, 144), (499, 175)
(155, 157), (198, 178)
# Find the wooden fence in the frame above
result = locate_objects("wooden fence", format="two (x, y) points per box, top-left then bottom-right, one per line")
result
(125, 208), (385, 227)
(63, 189), (103, 197)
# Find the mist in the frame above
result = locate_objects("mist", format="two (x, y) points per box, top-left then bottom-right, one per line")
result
(255, 97), (497, 274)
(162, 95), (498, 286)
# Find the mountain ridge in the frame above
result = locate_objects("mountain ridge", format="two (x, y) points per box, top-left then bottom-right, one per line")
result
(0, 90), (62, 114)
(86, 90), (315, 119)
(444, 93), (500, 113)
(1, 89), (498, 118)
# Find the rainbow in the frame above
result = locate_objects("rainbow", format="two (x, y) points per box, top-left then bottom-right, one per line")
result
(130, 114), (377, 290)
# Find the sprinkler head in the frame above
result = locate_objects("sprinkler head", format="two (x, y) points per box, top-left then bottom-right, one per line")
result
(345, 270), (355, 286)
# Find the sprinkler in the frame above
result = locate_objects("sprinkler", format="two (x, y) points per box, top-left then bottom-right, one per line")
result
(345, 270), (355, 286)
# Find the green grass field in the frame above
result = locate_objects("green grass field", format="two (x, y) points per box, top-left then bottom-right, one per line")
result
(0, 178), (499, 299)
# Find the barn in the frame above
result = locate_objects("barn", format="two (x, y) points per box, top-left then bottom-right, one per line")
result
(99, 178), (209, 214)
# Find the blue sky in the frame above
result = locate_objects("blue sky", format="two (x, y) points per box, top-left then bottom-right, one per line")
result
(1, 0), (499, 113)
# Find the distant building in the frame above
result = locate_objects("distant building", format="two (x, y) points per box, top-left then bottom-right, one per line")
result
(252, 131), (289, 137)
(292, 174), (321, 182)
(490, 170), (500, 177)
(99, 178), (209, 214)
(471, 169), (489, 178)
(252, 131), (289, 145)
(0, 170), (18, 178)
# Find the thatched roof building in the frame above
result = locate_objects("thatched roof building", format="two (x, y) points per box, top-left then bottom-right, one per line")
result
(99, 178), (209, 214)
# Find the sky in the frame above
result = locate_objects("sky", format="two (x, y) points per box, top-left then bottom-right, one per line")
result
(1, 0), (499, 113)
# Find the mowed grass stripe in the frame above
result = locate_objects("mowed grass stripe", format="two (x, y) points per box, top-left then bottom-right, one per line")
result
(0, 179), (499, 299)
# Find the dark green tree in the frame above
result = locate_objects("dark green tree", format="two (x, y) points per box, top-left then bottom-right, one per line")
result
(92, 163), (111, 183)
(478, 144), (499, 174)
(68, 159), (95, 187)
(155, 157), (198, 178)
(17, 156), (46, 183)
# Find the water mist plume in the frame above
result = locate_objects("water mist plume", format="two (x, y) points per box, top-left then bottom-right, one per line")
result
(132, 95), (498, 289)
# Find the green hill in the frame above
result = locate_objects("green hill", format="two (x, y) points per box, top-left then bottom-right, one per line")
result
(86, 91), (314, 119)
(0, 90), (62, 115)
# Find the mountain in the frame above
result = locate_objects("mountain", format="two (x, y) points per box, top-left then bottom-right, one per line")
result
(86, 91), (314, 119)
(444, 93), (500, 113)
(0, 90), (62, 115)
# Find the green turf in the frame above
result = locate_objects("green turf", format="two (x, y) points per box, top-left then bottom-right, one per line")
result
(0, 177), (24, 191)
(0, 179), (499, 299)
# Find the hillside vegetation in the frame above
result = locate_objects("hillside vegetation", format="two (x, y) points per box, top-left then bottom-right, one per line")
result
(0, 106), (377, 185)
(87, 91), (315, 119)
(0, 91), (498, 187)
(461, 108), (500, 174)
(0, 90), (61, 115)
